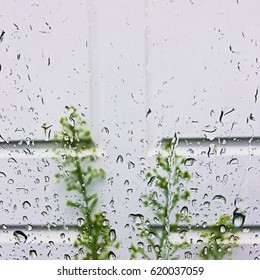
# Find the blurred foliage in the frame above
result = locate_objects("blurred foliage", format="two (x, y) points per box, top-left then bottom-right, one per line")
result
(52, 107), (239, 260)
(130, 138), (239, 260)
(130, 139), (191, 259)
(199, 215), (239, 260)
(53, 106), (119, 260)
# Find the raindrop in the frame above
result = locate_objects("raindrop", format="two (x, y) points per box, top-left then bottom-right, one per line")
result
(23, 216), (28, 222)
(228, 158), (239, 165)
(147, 176), (155, 187)
(44, 176), (50, 183)
(102, 127), (109, 134)
(127, 161), (135, 169)
(191, 199), (197, 206)
(154, 245), (160, 253)
(26, 224), (33, 231)
(13, 230), (28, 243)
(137, 242), (144, 249)
(184, 251), (192, 259)
(212, 195), (226, 205)
(116, 155), (123, 163)
(2, 224), (7, 230)
(215, 237), (222, 245)
(41, 211), (47, 216)
(109, 229), (116, 243)
(108, 177), (113, 186)
(124, 179), (129, 186)
(232, 211), (245, 228)
(22, 201), (31, 209)
(109, 198), (114, 207)
(64, 254), (71, 260)
(29, 249), (37, 258)
(180, 206), (188, 215)
(8, 179), (14, 184)
(184, 158), (196, 166)
(77, 218), (84, 227)
(129, 213), (144, 224)
(148, 232), (155, 239)
(127, 188), (133, 195)
(219, 225), (226, 233)
(0, 172), (6, 178)
(8, 157), (17, 163)
(152, 191), (158, 200)
(202, 222), (207, 228)
(243, 227), (250, 233)
(203, 201), (210, 208)
(108, 251), (116, 260)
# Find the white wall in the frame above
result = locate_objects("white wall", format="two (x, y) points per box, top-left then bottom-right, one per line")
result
(0, 0), (259, 259)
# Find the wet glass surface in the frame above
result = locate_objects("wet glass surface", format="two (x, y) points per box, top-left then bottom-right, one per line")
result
(0, 0), (259, 259)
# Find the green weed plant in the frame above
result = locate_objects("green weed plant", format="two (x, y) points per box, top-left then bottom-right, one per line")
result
(130, 139), (239, 260)
(54, 106), (119, 260)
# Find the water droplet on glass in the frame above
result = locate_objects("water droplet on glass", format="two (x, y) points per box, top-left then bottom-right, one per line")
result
(77, 218), (84, 227)
(8, 157), (17, 163)
(124, 179), (129, 186)
(212, 195), (226, 205)
(41, 211), (47, 216)
(243, 227), (250, 233)
(219, 225), (226, 233)
(108, 177), (113, 186)
(127, 161), (135, 169)
(180, 206), (188, 215)
(108, 251), (116, 260)
(184, 158), (196, 166)
(22, 201), (31, 209)
(0, 172), (6, 178)
(232, 211), (245, 228)
(102, 127), (109, 134)
(191, 199), (197, 206)
(116, 155), (123, 163)
(203, 246), (208, 255)
(202, 222), (207, 228)
(26, 224), (33, 231)
(129, 213), (144, 224)
(203, 201), (210, 208)
(147, 176), (155, 187)
(8, 179), (14, 184)
(64, 254), (71, 260)
(127, 188), (133, 195)
(184, 251), (192, 259)
(148, 232), (155, 239)
(228, 157), (239, 165)
(29, 249), (37, 258)
(23, 216), (28, 222)
(109, 229), (117, 243)
(13, 230), (27, 243)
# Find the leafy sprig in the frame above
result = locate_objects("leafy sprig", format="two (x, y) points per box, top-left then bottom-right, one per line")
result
(54, 106), (119, 259)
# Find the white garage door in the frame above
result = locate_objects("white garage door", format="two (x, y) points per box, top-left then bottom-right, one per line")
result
(0, 0), (259, 259)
